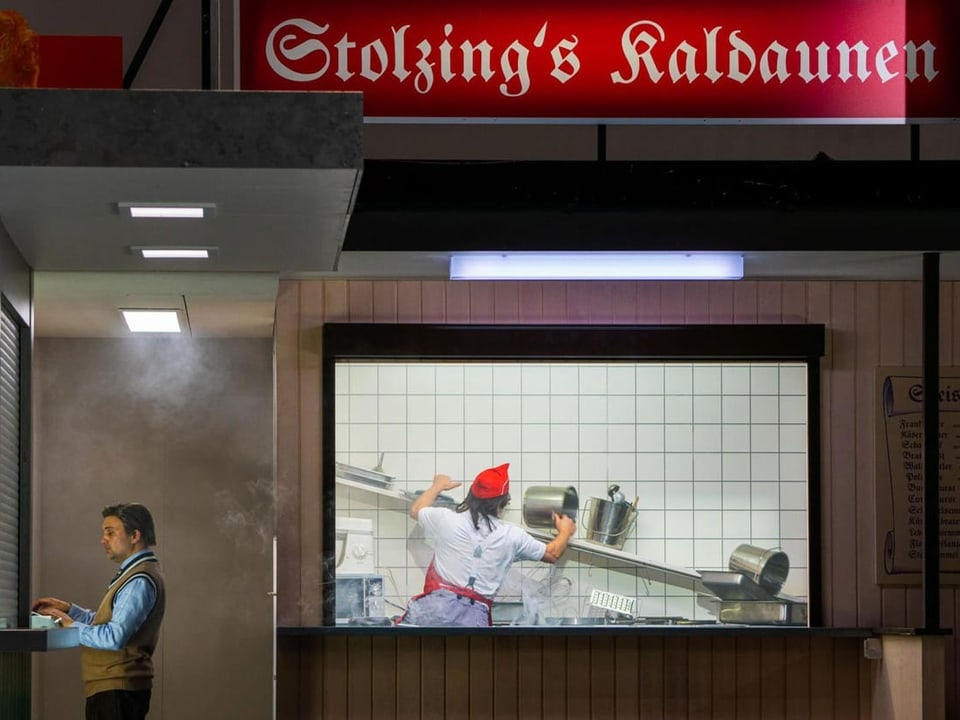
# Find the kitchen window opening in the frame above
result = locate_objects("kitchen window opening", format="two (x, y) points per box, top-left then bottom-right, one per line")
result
(321, 324), (825, 629)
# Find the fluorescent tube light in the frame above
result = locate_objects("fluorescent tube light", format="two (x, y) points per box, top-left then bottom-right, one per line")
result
(137, 248), (211, 259)
(121, 310), (181, 333)
(449, 253), (744, 280)
(117, 202), (216, 219)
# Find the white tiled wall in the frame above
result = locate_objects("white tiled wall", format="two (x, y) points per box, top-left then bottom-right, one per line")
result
(335, 361), (809, 621)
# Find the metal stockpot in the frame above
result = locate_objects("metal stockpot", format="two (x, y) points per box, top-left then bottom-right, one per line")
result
(728, 544), (790, 595)
(583, 497), (637, 549)
(522, 486), (579, 528)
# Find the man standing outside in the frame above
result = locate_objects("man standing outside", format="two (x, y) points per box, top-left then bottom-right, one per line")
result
(33, 503), (165, 720)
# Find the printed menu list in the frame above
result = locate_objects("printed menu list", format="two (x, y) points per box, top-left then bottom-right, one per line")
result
(877, 368), (960, 583)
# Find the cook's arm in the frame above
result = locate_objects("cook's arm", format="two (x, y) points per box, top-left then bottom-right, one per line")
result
(409, 473), (462, 519)
(542, 513), (576, 563)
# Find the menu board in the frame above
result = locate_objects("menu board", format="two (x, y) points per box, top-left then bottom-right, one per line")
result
(876, 367), (960, 584)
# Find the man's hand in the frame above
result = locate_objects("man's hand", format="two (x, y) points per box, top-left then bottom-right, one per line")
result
(409, 473), (461, 519)
(431, 473), (462, 492)
(42, 607), (73, 627)
(32, 596), (70, 614)
(553, 512), (576, 537)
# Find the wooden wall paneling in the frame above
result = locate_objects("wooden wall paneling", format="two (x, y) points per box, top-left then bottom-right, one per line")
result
(493, 636), (520, 718)
(541, 636), (567, 716)
(758, 637), (786, 720)
(370, 636), (398, 720)
(275, 281), (303, 625)
(564, 282), (594, 324)
(347, 281), (374, 322)
(878, 282), (907, 628)
(303, 637), (328, 719)
(855, 282), (882, 628)
(685, 637), (708, 718)
(421, 281), (447, 323)
(588, 636), (616, 719)
(736, 636), (762, 720)
(322, 280), (349, 322)
(541, 282), (567, 323)
(517, 282), (544, 322)
(396, 636), (422, 720)
(446, 281), (472, 323)
(757, 281), (783, 323)
(517, 636), (544, 719)
(662, 638), (689, 719)
(638, 636), (665, 720)
(703, 636), (728, 719)
(445, 636), (471, 719)
(806, 281), (833, 623)
(396, 281), (423, 323)
(300, 281), (326, 626)
(660, 283), (685, 323)
(613, 635), (640, 719)
(683, 282), (710, 324)
(276, 638), (301, 720)
(782, 636), (811, 720)
(322, 636), (348, 720)
(636, 283), (662, 324)
(901, 282), (926, 628)
(347, 637), (373, 720)
(808, 637), (834, 718)
(590, 281), (615, 324)
(372, 281), (399, 323)
(469, 282), (496, 323)
(781, 282), (808, 324)
(610, 282), (639, 324)
(732, 281), (759, 323)
(707, 281), (734, 324)
(469, 636), (495, 719)
(493, 281), (520, 323)
(566, 636), (592, 718)
(831, 638), (863, 719)
(828, 282), (859, 627)
(420, 636), (446, 719)
(443, 637), (471, 718)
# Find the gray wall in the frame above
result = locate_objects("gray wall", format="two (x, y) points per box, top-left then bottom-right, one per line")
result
(32, 337), (273, 720)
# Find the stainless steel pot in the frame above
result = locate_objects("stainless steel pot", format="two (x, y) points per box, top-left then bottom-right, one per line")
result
(728, 544), (790, 595)
(522, 485), (579, 528)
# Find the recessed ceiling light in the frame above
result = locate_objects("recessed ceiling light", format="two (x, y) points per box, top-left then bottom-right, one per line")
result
(121, 310), (182, 333)
(133, 247), (214, 259)
(449, 252), (745, 280)
(117, 202), (216, 219)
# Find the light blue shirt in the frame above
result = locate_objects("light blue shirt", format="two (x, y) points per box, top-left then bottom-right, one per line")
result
(68, 549), (158, 651)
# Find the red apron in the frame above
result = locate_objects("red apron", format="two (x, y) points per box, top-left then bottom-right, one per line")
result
(398, 560), (493, 626)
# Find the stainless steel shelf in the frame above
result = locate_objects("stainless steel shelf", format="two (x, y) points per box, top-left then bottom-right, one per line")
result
(527, 529), (701, 580)
(335, 476), (409, 502)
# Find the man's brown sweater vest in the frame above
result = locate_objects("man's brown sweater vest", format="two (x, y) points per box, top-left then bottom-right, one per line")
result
(80, 553), (165, 697)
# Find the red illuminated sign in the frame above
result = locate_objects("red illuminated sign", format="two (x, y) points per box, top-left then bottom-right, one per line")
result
(238, 0), (960, 122)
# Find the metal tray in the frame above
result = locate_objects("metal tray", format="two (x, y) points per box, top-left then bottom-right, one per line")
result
(335, 461), (396, 488)
(698, 570), (777, 602)
(718, 599), (808, 625)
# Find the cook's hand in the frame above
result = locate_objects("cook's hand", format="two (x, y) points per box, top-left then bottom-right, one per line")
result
(432, 473), (461, 492)
(32, 597), (70, 614)
(553, 512), (576, 536)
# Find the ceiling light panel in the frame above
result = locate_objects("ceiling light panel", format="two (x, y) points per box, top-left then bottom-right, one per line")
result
(449, 252), (745, 280)
(117, 202), (216, 219)
(135, 247), (213, 259)
(121, 310), (182, 333)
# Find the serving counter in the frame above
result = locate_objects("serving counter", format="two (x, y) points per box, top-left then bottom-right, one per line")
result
(0, 627), (79, 652)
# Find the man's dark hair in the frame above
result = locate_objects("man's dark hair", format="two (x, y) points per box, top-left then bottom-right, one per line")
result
(103, 503), (157, 546)
(456, 491), (510, 532)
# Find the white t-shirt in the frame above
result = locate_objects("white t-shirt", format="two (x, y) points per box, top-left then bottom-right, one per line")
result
(417, 507), (546, 598)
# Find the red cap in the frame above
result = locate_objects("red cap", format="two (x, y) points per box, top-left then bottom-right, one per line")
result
(471, 463), (510, 499)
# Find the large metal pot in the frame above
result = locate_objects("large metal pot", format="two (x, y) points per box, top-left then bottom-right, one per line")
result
(728, 544), (790, 595)
(522, 485), (579, 528)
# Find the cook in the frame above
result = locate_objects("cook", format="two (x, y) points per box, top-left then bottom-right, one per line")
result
(399, 463), (576, 627)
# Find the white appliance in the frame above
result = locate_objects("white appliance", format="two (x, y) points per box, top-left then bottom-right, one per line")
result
(335, 516), (376, 574)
